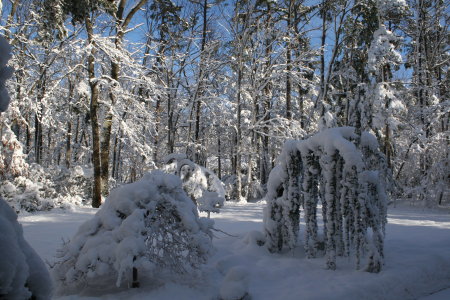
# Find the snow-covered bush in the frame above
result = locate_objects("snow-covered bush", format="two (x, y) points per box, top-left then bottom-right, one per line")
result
(52, 170), (214, 295)
(0, 163), (95, 212)
(0, 198), (52, 299)
(198, 191), (224, 218)
(222, 174), (238, 200)
(0, 164), (59, 212)
(0, 122), (28, 180)
(163, 154), (226, 204)
(53, 165), (93, 205)
(222, 173), (265, 202)
(264, 127), (388, 273)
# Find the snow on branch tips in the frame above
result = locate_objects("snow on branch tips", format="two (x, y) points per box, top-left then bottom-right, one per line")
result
(263, 127), (388, 273)
(52, 171), (214, 295)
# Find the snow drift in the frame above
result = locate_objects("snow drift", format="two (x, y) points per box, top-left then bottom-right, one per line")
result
(0, 197), (52, 299)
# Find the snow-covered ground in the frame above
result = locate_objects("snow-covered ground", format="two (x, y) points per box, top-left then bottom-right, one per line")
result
(19, 202), (450, 300)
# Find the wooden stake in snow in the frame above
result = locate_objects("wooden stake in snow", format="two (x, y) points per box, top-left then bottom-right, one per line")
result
(132, 256), (139, 288)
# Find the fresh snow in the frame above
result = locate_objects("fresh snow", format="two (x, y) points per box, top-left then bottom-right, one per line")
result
(18, 201), (450, 299)
(0, 198), (52, 299)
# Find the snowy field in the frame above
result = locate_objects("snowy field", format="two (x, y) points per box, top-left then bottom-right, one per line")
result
(19, 201), (450, 300)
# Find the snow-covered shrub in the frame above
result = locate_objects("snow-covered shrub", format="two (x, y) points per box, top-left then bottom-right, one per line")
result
(222, 174), (237, 201)
(223, 174), (265, 202)
(52, 170), (214, 295)
(242, 175), (265, 202)
(264, 127), (388, 273)
(0, 122), (28, 180)
(0, 163), (58, 212)
(178, 158), (208, 200)
(0, 163), (94, 212)
(163, 154), (226, 204)
(52, 165), (93, 205)
(0, 197), (52, 299)
(198, 191), (224, 218)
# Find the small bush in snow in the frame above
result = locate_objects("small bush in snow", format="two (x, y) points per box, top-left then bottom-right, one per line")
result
(0, 197), (52, 299)
(0, 164), (95, 213)
(222, 174), (265, 202)
(0, 122), (27, 180)
(163, 154), (226, 205)
(0, 164), (58, 212)
(53, 165), (93, 205)
(52, 170), (214, 295)
(198, 191), (224, 218)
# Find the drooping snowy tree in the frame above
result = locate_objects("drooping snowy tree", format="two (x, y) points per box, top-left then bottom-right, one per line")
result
(365, 23), (404, 168)
(264, 127), (388, 272)
(263, 140), (302, 252)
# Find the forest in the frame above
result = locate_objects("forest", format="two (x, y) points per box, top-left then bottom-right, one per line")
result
(0, 0), (449, 299)
(0, 0), (447, 210)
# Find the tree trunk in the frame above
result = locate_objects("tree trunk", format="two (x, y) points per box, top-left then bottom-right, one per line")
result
(100, 108), (113, 195)
(34, 112), (42, 164)
(217, 130), (222, 179)
(193, 0), (209, 164)
(85, 16), (102, 208)
(319, 0), (327, 116)
(261, 6), (273, 186)
(286, 0), (293, 120)
(299, 86), (305, 129)
(25, 114), (30, 154)
(167, 94), (175, 154)
(47, 127), (53, 166)
(99, 0), (149, 194)
(112, 132), (119, 180)
(154, 97), (161, 163)
(235, 67), (243, 201)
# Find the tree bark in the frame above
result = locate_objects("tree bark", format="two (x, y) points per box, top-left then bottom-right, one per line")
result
(193, 0), (209, 164)
(235, 66), (243, 201)
(101, 0), (149, 192)
(85, 16), (102, 208)
(286, 0), (293, 120)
